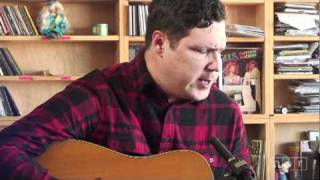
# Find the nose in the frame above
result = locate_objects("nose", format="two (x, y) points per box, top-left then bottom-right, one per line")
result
(205, 51), (220, 72)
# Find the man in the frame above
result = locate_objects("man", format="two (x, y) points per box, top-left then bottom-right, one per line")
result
(0, 0), (251, 179)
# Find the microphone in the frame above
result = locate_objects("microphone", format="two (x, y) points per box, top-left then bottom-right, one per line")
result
(210, 137), (256, 180)
(210, 137), (236, 162)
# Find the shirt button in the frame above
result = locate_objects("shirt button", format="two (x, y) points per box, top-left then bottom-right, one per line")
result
(209, 157), (214, 163)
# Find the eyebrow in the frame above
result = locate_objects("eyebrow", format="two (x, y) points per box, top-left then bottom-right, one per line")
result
(191, 44), (225, 51)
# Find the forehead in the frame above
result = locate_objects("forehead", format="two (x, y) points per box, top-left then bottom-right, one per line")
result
(179, 21), (226, 48)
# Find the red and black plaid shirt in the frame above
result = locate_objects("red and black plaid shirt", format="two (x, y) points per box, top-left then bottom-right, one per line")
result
(0, 49), (251, 180)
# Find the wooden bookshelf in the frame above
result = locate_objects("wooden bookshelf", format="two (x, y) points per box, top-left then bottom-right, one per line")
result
(0, 117), (20, 127)
(1, 0), (319, 180)
(273, 114), (320, 123)
(274, 74), (320, 80)
(128, 36), (265, 43)
(129, 0), (265, 4)
(227, 37), (265, 42)
(0, 75), (82, 82)
(270, 1), (320, 180)
(243, 115), (268, 124)
(274, 36), (320, 42)
(274, 0), (320, 2)
(0, 36), (120, 42)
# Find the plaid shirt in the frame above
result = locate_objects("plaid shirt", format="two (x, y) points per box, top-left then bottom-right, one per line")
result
(0, 49), (251, 180)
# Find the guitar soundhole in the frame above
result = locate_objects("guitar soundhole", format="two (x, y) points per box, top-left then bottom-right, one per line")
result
(94, 177), (102, 180)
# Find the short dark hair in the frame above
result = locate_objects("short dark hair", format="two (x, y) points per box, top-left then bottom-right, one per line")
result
(145, 0), (226, 48)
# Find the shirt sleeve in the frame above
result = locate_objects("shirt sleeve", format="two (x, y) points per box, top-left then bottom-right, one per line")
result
(0, 75), (103, 179)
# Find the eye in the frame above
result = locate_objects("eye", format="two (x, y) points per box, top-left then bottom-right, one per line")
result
(194, 48), (209, 55)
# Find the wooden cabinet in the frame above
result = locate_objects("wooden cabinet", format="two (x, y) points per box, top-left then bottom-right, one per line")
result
(0, 0), (121, 124)
(270, 0), (319, 180)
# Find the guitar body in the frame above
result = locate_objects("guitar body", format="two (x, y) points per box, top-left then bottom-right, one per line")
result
(36, 139), (214, 180)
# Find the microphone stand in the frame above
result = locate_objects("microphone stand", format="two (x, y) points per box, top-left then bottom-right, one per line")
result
(210, 137), (257, 180)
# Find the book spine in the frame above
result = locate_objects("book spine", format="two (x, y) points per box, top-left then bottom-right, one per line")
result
(0, 48), (14, 75)
(18, 5), (33, 36)
(0, 48), (10, 75)
(4, 6), (20, 35)
(1, 48), (23, 75)
(0, 89), (6, 116)
(8, 6), (24, 35)
(0, 86), (14, 116)
(0, 13), (8, 35)
(23, 5), (38, 36)
(0, 7), (15, 35)
(13, 6), (29, 36)
(3, 86), (20, 116)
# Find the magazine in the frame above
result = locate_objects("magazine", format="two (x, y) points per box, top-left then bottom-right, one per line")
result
(221, 47), (262, 113)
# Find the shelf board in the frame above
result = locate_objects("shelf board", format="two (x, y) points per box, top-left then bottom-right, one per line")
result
(222, 0), (264, 5)
(0, 117), (20, 127)
(6, 0), (117, 3)
(227, 37), (264, 42)
(128, 0), (151, 2)
(0, 35), (120, 42)
(274, 74), (320, 80)
(128, 0), (264, 4)
(273, 114), (320, 123)
(128, 36), (145, 42)
(128, 36), (264, 43)
(0, 75), (82, 82)
(274, 36), (320, 42)
(274, 0), (320, 2)
(243, 114), (268, 124)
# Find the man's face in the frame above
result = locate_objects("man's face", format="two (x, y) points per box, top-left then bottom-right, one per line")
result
(159, 21), (226, 101)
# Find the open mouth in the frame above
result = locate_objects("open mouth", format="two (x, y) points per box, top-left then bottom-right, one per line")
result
(198, 78), (211, 87)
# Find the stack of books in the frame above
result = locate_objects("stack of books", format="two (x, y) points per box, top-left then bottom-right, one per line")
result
(288, 80), (320, 114)
(274, 42), (319, 74)
(274, 3), (320, 36)
(226, 24), (264, 37)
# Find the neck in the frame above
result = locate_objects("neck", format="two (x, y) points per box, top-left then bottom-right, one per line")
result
(144, 49), (177, 103)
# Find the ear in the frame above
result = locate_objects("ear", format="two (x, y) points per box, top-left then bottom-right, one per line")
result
(151, 31), (166, 58)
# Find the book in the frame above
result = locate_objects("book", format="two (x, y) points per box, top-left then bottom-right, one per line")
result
(0, 48), (14, 75)
(0, 86), (15, 116)
(274, 43), (309, 50)
(4, 6), (20, 35)
(18, 5), (34, 35)
(227, 24), (264, 37)
(2, 6), (18, 35)
(2, 86), (20, 116)
(249, 139), (265, 180)
(1, 48), (23, 75)
(22, 5), (38, 36)
(13, 5), (29, 36)
(0, 8), (14, 35)
(0, 13), (9, 35)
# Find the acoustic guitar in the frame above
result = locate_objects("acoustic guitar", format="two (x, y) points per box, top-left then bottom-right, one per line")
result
(36, 139), (214, 180)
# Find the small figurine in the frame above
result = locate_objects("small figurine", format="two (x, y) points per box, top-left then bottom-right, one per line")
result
(37, 0), (70, 39)
(275, 154), (292, 180)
